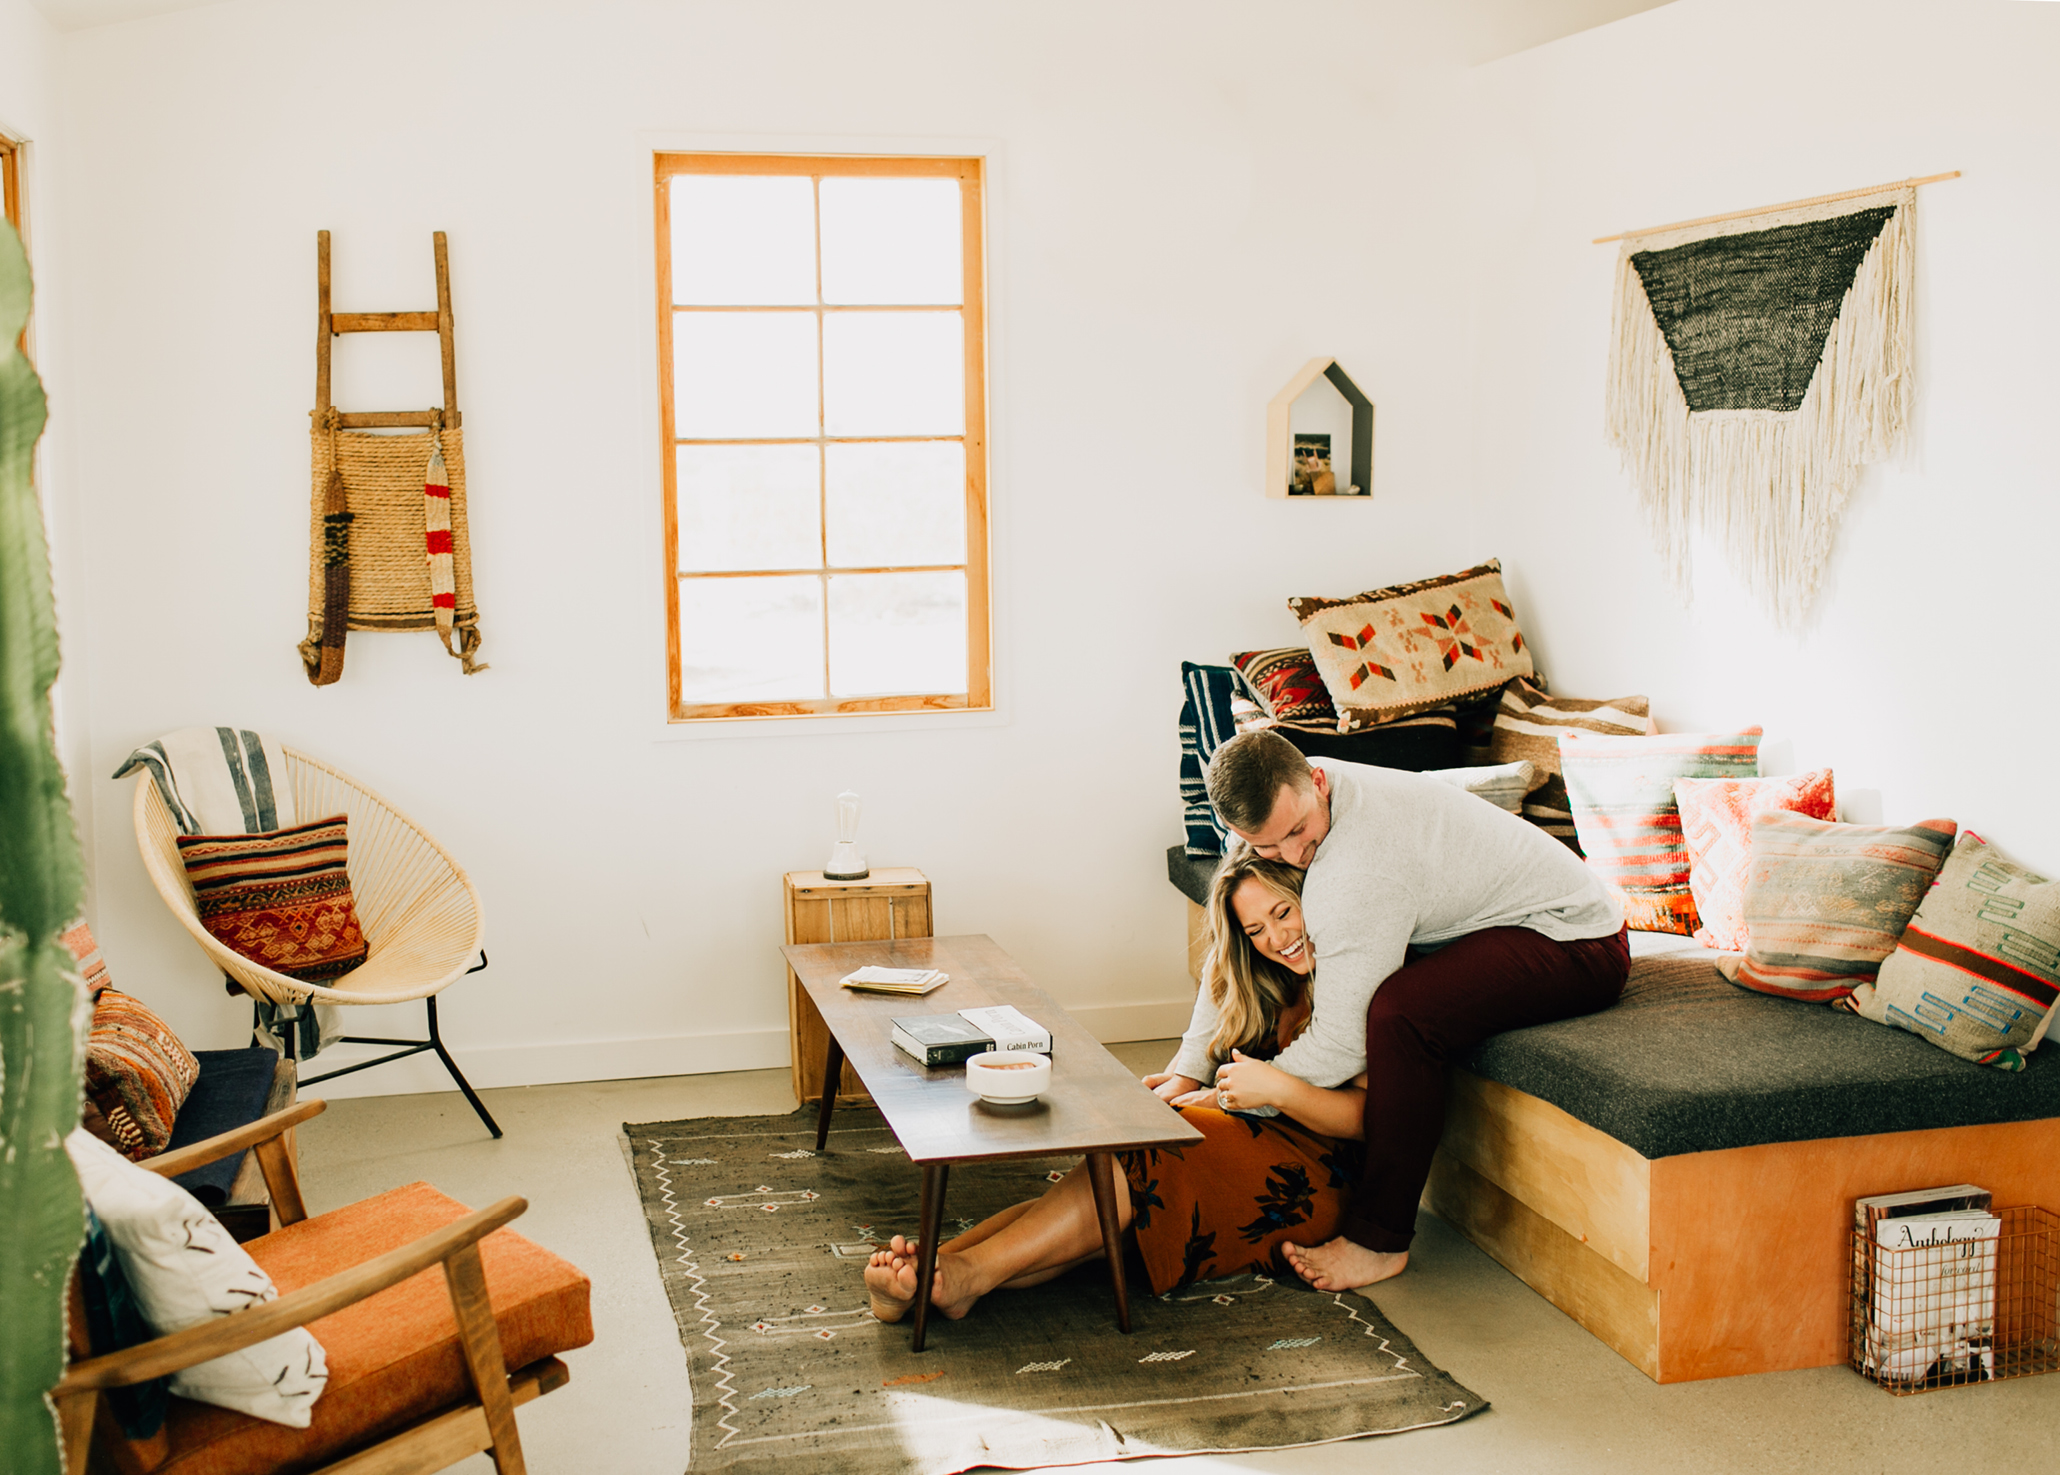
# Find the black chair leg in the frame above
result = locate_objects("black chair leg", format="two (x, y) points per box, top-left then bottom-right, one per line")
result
(427, 994), (502, 1139)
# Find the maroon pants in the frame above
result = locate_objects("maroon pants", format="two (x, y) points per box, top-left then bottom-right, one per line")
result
(1343, 924), (1630, 1252)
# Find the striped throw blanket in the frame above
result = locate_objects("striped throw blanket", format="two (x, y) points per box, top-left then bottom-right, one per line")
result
(113, 727), (338, 1058)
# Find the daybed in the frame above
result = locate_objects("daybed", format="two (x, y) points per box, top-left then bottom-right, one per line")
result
(1166, 847), (2060, 1382)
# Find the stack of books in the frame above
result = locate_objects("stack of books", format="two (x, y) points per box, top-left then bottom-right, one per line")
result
(1855, 1183), (2000, 1384)
(839, 966), (948, 997)
(891, 1005), (1053, 1066)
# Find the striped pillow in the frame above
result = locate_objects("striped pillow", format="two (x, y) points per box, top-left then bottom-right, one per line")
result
(1725, 812), (1958, 1002)
(1487, 678), (1650, 851)
(1845, 833), (2060, 1069)
(61, 919), (116, 998)
(1178, 663), (1241, 856)
(177, 815), (369, 982)
(1559, 728), (1762, 935)
(85, 989), (200, 1161)
(1675, 769), (1837, 953)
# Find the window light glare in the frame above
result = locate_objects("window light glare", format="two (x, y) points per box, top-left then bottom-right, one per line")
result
(822, 312), (964, 436)
(677, 574), (826, 703)
(826, 441), (966, 568)
(670, 176), (817, 305)
(676, 444), (822, 573)
(673, 311), (818, 438)
(819, 178), (963, 305)
(828, 571), (967, 696)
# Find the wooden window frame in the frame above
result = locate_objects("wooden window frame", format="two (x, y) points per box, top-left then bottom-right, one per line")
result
(1, 135), (20, 235)
(654, 152), (992, 723)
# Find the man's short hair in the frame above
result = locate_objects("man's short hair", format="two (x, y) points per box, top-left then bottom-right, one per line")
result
(1206, 730), (1312, 835)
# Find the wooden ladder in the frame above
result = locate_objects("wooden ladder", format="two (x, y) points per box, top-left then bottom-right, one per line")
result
(315, 230), (460, 428)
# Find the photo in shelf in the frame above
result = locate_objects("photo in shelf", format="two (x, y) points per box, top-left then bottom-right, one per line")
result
(1290, 433), (1335, 496)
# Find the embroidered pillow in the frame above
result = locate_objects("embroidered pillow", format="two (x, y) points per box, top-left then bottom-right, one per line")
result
(66, 1130), (328, 1426)
(1178, 663), (1241, 856)
(1558, 728), (1762, 934)
(85, 988), (201, 1161)
(60, 920), (115, 998)
(1675, 769), (1837, 953)
(1722, 811), (1958, 1002)
(1230, 647), (1338, 730)
(1845, 833), (2060, 1069)
(177, 816), (368, 982)
(1486, 678), (1650, 852)
(1288, 560), (1534, 732)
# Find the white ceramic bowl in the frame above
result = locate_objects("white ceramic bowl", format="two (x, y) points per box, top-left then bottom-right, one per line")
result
(965, 1050), (1051, 1105)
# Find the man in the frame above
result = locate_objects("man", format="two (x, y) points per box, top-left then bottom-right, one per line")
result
(1157, 729), (1628, 1290)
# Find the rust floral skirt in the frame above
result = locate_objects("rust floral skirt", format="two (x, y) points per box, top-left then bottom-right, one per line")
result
(1120, 1106), (1362, 1294)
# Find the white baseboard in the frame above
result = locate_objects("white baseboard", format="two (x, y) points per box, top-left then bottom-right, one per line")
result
(299, 998), (1197, 1100)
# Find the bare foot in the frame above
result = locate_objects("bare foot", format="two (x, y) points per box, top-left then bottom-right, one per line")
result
(925, 1251), (988, 1320)
(1284, 1237), (1408, 1291)
(865, 1248), (916, 1322)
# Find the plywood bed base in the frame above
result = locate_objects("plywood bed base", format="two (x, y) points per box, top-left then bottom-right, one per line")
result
(1425, 1069), (2060, 1382)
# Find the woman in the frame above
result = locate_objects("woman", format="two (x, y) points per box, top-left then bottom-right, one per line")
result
(865, 847), (1367, 1324)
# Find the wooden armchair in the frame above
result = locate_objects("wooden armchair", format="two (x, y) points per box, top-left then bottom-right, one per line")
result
(54, 1101), (592, 1475)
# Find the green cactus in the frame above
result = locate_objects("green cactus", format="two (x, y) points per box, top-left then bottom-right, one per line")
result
(0, 218), (88, 1475)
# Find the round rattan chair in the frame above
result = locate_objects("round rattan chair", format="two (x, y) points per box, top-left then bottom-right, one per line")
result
(131, 747), (501, 1136)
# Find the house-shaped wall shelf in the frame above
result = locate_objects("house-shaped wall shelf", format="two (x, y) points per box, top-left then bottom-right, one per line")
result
(1265, 357), (1374, 499)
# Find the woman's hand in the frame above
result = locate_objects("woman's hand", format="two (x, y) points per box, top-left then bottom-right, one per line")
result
(1212, 1050), (1294, 1112)
(1144, 1071), (1202, 1104)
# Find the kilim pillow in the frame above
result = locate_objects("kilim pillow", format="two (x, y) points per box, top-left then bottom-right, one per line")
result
(1178, 663), (1242, 856)
(1844, 833), (2060, 1070)
(1487, 678), (1651, 852)
(1674, 769), (1837, 953)
(1558, 728), (1763, 935)
(1722, 811), (1958, 1002)
(60, 919), (116, 998)
(176, 815), (369, 983)
(85, 988), (201, 1161)
(1230, 647), (1338, 730)
(1289, 560), (1535, 732)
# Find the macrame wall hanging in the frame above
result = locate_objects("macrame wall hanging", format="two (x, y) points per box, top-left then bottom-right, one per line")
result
(1601, 171), (1955, 631)
(300, 230), (487, 684)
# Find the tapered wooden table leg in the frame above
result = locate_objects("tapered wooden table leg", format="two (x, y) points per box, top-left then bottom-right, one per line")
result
(1085, 1151), (1132, 1333)
(910, 1162), (950, 1352)
(814, 1037), (844, 1152)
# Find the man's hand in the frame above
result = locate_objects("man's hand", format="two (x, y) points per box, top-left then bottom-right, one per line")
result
(1144, 1071), (1203, 1103)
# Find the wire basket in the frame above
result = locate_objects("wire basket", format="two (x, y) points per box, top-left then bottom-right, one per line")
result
(1849, 1204), (2059, 1393)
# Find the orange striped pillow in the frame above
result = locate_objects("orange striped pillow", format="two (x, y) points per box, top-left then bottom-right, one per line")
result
(177, 815), (368, 983)
(86, 989), (200, 1160)
(1559, 728), (1764, 935)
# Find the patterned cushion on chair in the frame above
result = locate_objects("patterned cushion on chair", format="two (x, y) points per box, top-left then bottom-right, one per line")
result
(177, 817), (369, 983)
(1559, 728), (1763, 935)
(126, 1182), (593, 1475)
(85, 988), (201, 1161)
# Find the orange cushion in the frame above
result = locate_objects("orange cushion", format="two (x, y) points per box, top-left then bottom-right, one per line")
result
(118, 1182), (591, 1475)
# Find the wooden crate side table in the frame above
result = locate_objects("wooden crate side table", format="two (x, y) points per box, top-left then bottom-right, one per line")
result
(782, 868), (931, 1105)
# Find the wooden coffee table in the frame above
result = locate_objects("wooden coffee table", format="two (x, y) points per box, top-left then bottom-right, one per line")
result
(779, 933), (1203, 1351)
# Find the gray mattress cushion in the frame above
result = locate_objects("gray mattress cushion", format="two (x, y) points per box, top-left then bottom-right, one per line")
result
(1167, 844), (1218, 908)
(1460, 934), (2060, 1158)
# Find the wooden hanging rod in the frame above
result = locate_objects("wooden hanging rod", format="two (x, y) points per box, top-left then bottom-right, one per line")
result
(333, 410), (456, 429)
(1593, 170), (1960, 245)
(331, 311), (439, 334)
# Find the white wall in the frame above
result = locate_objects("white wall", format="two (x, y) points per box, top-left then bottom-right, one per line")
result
(50, 0), (1503, 1093)
(1460, 0), (2060, 867)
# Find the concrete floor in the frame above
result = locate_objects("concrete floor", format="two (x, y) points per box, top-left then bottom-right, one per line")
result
(298, 1044), (2059, 1475)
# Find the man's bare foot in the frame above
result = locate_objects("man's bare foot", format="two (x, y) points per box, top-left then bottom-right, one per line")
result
(1284, 1237), (1407, 1291)
(865, 1248), (916, 1322)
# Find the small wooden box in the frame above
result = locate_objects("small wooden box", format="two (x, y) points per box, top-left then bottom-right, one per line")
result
(782, 868), (932, 1105)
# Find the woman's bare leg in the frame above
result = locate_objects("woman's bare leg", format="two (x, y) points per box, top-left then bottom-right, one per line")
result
(887, 1162), (1131, 1320)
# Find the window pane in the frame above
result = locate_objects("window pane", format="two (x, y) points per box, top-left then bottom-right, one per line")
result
(677, 444), (821, 572)
(674, 311), (817, 438)
(678, 575), (825, 703)
(819, 178), (962, 305)
(822, 312), (963, 436)
(670, 176), (816, 305)
(825, 441), (965, 568)
(828, 571), (967, 696)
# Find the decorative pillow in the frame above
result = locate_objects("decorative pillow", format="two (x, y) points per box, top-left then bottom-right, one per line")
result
(1178, 663), (1241, 856)
(1722, 811), (1958, 1002)
(177, 816), (369, 982)
(1845, 833), (2060, 1069)
(65, 1129), (328, 1426)
(1559, 728), (1763, 934)
(1487, 678), (1651, 852)
(76, 1205), (171, 1438)
(85, 988), (201, 1161)
(1425, 761), (1538, 815)
(60, 920), (115, 997)
(1289, 560), (1535, 732)
(1271, 708), (1464, 772)
(1230, 647), (1337, 730)
(1675, 769), (1837, 952)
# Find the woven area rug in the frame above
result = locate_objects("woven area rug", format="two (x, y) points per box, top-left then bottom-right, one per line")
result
(623, 1106), (1485, 1474)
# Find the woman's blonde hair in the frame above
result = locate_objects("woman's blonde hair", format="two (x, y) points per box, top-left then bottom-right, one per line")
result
(1201, 846), (1310, 1062)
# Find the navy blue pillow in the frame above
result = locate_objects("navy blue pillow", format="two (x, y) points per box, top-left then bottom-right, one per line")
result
(77, 1205), (170, 1438)
(1179, 662), (1241, 856)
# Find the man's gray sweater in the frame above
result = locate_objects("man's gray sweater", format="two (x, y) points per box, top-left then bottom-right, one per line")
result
(1170, 757), (1623, 1088)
